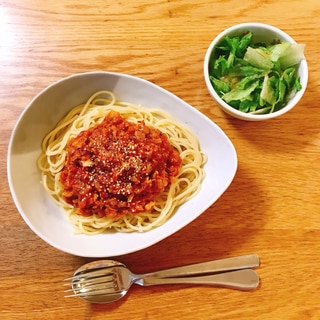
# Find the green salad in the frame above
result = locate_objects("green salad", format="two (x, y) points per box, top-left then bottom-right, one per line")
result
(209, 31), (305, 114)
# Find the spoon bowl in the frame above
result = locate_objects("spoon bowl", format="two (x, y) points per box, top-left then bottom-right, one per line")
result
(70, 260), (128, 303)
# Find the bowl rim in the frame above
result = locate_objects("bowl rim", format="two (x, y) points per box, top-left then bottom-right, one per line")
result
(203, 22), (308, 121)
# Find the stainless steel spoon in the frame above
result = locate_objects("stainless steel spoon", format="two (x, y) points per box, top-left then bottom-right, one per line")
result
(65, 254), (260, 303)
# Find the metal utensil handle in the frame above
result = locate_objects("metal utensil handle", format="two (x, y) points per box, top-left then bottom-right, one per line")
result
(143, 254), (259, 278)
(141, 269), (259, 291)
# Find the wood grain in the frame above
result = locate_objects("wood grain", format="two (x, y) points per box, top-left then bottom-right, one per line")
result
(1, 1), (319, 319)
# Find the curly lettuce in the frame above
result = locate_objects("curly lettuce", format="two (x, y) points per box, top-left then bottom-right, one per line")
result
(209, 31), (305, 114)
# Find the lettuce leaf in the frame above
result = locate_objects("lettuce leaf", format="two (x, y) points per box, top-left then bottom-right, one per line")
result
(278, 43), (305, 68)
(243, 47), (274, 70)
(222, 80), (260, 103)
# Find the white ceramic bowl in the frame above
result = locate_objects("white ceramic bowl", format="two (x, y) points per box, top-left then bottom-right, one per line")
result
(204, 22), (308, 121)
(7, 71), (237, 257)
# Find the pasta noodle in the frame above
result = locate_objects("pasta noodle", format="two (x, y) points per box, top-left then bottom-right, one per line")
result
(37, 90), (207, 234)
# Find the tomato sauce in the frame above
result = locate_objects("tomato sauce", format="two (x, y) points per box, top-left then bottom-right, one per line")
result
(60, 110), (182, 219)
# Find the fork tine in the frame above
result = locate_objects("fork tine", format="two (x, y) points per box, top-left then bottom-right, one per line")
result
(72, 272), (113, 284)
(65, 287), (120, 298)
(63, 267), (114, 282)
(65, 283), (121, 298)
(63, 271), (114, 289)
(64, 269), (116, 298)
(63, 276), (113, 289)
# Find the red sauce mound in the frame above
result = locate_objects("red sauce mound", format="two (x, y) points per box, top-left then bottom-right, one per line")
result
(60, 110), (182, 219)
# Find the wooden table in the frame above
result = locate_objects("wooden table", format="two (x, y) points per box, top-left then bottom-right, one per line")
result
(1, 1), (319, 319)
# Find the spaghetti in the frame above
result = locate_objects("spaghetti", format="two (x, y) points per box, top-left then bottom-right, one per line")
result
(38, 90), (207, 234)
